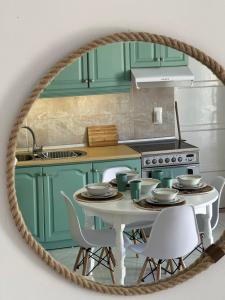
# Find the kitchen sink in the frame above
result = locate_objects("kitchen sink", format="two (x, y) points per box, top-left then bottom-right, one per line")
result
(16, 154), (35, 161)
(16, 150), (87, 161)
(39, 150), (86, 159)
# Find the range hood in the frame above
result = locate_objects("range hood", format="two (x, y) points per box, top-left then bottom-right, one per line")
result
(131, 66), (194, 89)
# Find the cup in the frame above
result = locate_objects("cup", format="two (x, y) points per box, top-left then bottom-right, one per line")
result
(130, 179), (142, 201)
(162, 177), (173, 188)
(116, 173), (128, 192)
(152, 170), (164, 187)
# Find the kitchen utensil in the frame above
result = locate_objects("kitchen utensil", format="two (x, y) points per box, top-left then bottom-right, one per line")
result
(116, 173), (128, 192)
(130, 179), (142, 201)
(162, 177), (173, 188)
(140, 178), (160, 195)
(87, 125), (118, 147)
(176, 175), (202, 188)
(86, 183), (111, 196)
(152, 188), (178, 202)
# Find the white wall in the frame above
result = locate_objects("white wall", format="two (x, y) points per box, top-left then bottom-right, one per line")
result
(1, 1), (225, 299)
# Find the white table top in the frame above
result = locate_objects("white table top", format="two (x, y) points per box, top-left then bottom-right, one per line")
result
(73, 187), (218, 217)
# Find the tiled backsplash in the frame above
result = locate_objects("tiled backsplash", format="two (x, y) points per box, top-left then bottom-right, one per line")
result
(17, 87), (175, 148)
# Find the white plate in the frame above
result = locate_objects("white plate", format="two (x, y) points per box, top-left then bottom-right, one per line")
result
(173, 182), (207, 190)
(81, 188), (117, 199)
(146, 195), (183, 206)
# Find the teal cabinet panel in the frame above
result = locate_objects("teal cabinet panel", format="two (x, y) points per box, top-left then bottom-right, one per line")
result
(15, 167), (45, 242)
(43, 163), (92, 244)
(160, 46), (188, 66)
(88, 42), (131, 88)
(130, 42), (187, 68)
(92, 158), (141, 183)
(40, 55), (88, 98)
(130, 42), (161, 68)
(40, 42), (131, 98)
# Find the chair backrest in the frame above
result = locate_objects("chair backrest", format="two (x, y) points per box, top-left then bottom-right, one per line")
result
(143, 206), (200, 259)
(210, 176), (225, 230)
(60, 191), (90, 248)
(102, 166), (131, 182)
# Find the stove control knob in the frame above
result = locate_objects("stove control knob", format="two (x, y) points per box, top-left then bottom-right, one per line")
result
(152, 159), (157, 164)
(145, 159), (151, 165)
(178, 157), (183, 162)
(165, 158), (170, 163)
(159, 158), (163, 163)
(171, 157), (176, 162)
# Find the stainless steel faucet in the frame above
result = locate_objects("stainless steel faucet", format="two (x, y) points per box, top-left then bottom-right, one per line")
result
(22, 126), (43, 154)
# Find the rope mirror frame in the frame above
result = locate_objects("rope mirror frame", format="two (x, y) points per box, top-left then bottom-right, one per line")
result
(6, 32), (225, 295)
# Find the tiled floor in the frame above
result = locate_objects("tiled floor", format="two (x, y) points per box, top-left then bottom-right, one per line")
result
(49, 212), (225, 286)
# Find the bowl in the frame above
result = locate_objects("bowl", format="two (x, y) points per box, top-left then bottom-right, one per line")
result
(176, 175), (202, 187)
(86, 183), (111, 196)
(125, 170), (139, 181)
(141, 178), (160, 195)
(152, 188), (178, 202)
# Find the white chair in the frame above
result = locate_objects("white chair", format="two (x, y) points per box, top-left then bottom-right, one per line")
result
(61, 191), (128, 283)
(128, 206), (200, 282)
(192, 176), (225, 253)
(102, 167), (154, 244)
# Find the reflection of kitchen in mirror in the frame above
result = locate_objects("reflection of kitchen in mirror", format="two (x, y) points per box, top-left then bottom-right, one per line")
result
(15, 42), (225, 286)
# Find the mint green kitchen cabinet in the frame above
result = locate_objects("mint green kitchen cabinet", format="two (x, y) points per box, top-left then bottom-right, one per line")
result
(160, 45), (188, 66)
(42, 163), (92, 249)
(15, 158), (141, 249)
(40, 56), (89, 98)
(92, 158), (141, 183)
(15, 167), (45, 243)
(130, 42), (187, 67)
(40, 42), (131, 98)
(130, 42), (161, 68)
(15, 162), (92, 250)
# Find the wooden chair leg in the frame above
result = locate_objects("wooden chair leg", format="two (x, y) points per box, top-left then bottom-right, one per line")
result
(82, 249), (90, 276)
(137, 257), (149, 283)
(73, 247), (84, 271)
(106, 247), (115, 284)
(140, 228), (147, 242)
(108, 247), (116, 267)
(132, 229), (139, 258)
(156, 261), (162, 281)
(178, 257), (186, 270)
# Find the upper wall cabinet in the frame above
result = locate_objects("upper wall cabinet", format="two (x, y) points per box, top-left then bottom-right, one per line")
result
(40, 42), (131, 98)
(130, 42), (187, 68)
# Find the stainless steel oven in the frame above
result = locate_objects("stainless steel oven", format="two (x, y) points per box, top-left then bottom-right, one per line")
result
(125, 139), (200, 179)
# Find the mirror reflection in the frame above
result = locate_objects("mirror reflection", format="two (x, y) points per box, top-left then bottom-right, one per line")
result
(15, 41), (225, 286)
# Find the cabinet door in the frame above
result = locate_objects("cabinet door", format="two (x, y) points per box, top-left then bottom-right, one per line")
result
(43, 163), (92, 248)
(130, 42), (161, 68)
(15, 167), (45, 242)
(88, 42), (131, 89)
(92, 158), (141, 183)
(40, 55), (88, 98)
(160, 46), (188, 66)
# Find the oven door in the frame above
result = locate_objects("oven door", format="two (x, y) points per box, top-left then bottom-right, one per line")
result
(142, 164), (200, 179)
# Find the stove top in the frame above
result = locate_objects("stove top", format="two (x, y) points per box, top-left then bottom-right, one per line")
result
(126, 139), (198, 154)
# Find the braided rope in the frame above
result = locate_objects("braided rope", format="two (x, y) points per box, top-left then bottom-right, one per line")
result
(6, 32), (225, 295)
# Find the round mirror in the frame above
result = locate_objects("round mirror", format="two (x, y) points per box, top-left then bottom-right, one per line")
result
(9, 33), (225, 295)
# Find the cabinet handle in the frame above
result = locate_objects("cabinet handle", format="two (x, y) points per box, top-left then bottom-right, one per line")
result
(82, 79), (88, 83)
(89, 79), (95, 83)
(157, 57), (160, 62)
(160, 57), (164, 62)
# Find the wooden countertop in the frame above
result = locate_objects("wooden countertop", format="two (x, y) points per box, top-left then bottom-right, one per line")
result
(16, 145), (141, 167)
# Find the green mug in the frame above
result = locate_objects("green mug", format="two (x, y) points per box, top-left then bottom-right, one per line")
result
(130, 179), (142, 201)
(152, 170), (164, 187)
(162, 177), (173, 188)
(116, 173), (128, 192)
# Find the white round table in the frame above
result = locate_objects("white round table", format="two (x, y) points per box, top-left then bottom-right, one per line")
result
(73, 187), (218, 285)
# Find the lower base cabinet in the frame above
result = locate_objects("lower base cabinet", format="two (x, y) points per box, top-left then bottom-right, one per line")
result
(15, 158), (141, 250)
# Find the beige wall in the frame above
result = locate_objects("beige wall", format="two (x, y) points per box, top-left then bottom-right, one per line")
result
(17, 87), (175, 148)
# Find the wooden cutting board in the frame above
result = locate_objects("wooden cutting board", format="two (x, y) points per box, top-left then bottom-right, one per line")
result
(87, 125), (118, 147)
